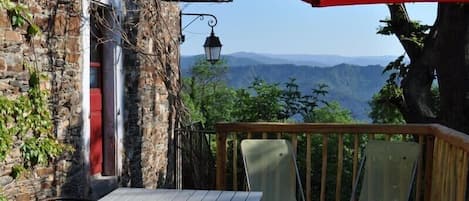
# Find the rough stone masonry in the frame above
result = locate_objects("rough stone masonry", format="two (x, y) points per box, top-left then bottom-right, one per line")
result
(0, 0), (181, 200)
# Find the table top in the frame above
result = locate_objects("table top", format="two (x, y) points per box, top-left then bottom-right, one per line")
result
(99, 188), (263, 201)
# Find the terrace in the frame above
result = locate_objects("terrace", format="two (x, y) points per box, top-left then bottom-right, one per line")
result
(210, 123), (469, 201)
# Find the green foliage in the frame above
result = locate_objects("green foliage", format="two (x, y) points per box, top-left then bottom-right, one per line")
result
(280, 78), (329, 120)
(369, 84), (406, 124)
(0, 66), (70, 179)
(182, 59), (338, 126)
(369, 55), (407, 124)
(305, 102), (354, 123)
(182, 59), (236, 129)
(233, 79), (283, 122)
(0, 0), (40, 37)
(378, 18), (431, 48)
(0, 194), (6, 201)
(10, 164), (25, 179)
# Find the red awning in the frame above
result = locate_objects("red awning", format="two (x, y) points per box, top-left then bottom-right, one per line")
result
(302, 0), (459, 7)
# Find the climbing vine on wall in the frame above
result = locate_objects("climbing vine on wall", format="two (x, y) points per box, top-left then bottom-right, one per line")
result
(0, 0), (40, 37)
(0, 1), (70, 199)
(0, 66), (71, 173)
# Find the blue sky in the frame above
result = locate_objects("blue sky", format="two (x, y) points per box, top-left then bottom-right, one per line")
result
(180, 1), (436, 56)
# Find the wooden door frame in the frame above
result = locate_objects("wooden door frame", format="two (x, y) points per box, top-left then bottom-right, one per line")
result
(82, 0), (124, 179)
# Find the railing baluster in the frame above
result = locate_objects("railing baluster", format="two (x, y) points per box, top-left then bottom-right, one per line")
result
(352, 134), (359, 195)
(416, 135), (424, 201)
(233, 133), (238, 191)
(216, 132), (227, 190)
(214, 123), (469, 199)
(457, 151), (468, 201)
(384, 134), (391, 141)
(320, 134), (328, 201)
(306, 134), (312, 201)
(448, 144), (455, 201)
(335, 134), (344, 201)
(292, 134), (298, 156)
(431, 138), (443, 201)
(424, 136), (435, 201)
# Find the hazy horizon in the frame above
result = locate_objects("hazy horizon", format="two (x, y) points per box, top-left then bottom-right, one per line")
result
(180, 1), (436, 57)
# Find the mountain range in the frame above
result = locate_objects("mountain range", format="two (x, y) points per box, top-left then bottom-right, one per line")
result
(181, 52), (396, 122)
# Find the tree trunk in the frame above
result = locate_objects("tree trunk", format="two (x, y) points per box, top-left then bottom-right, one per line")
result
(433, 4), (469, 133)
(388, 4), (469, 133)
(387, 4), (437, 123)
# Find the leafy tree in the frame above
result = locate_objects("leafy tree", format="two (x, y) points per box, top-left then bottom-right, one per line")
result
(381, 5), (469, 133)
(305, 102), (354, 123)
(182, 59), (236, 129)
(233, 78), (283, 122)
(279, 78), (303, 120)
(369, 84), (406, 124)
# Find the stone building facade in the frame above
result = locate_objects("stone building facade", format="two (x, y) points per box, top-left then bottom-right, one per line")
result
(0, 0), (181, 200)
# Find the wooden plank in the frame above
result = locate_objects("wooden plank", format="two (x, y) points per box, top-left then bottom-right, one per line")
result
(230, 191), (249, 201)
(384, 134), (391, 141)
(171, 190), (196, 201)
(416, 135), (424, 201)
(424, 136), (434, 201)
(233, 134), (238, 191)
(320, 134), (328, 201)
(187, 190), (209, 201)
(352, 134), (359, 192)
(201, 191), (223, 201)
(460, 152), (468, 201)
(216, 133), (227, 190)
(246, 192), (263, 201)
(335, 134), (343, 201)
(216, 191), (235, 201)
(431, 138), (443, 201)
(215, 123), (433, 135)
(447, 144), (455, 201)
(292, 134), (298, 156)
(153, 189), (180, 201)
(430, 124), (469, 152)
(306, 134), (312, 201)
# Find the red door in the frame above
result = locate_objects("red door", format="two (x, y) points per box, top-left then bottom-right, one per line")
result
(90, 62), (103, 175)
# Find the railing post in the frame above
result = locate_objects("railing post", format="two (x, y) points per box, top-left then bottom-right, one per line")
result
(424, 135), (435, 201)
(216, 132), (227, 190)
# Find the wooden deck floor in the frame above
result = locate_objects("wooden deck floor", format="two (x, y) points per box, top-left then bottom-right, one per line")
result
(99, 188), (263, 201)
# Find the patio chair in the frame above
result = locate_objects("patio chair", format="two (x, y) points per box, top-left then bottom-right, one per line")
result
(241, 139), (305, 201)
(351, 140), (421, 201)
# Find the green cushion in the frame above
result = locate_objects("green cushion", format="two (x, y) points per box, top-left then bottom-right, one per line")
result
(241, 139), (298, 201)
(359, 140), (420, 201)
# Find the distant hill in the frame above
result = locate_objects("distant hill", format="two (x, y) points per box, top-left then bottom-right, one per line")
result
(181, 52), (398, 69)
(181, 58), (388, 121)
(225, 63), (387, 121)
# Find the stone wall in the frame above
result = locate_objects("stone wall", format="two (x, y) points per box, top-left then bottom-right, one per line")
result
(0, 0), (182, 199)
(0, 0), (86, 200)
(121, 0), (181, 189)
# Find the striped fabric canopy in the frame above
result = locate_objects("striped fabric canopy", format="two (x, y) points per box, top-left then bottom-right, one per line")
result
(302, 0), (461, 7)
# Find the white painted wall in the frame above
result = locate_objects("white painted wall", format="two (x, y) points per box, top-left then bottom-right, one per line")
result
(81, 0), (91, 178)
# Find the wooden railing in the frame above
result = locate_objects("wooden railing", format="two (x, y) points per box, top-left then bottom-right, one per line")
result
(214, 123), (469, 201)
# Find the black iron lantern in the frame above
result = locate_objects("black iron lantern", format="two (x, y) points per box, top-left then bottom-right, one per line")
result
(181, 13), (222, 64)
(204, 28), (222, 65)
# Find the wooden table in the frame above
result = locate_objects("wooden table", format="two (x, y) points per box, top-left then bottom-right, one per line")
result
(99, 188), (263, 201)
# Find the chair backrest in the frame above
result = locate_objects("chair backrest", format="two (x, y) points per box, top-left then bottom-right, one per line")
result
(241, 139), (304, 201)
(357, 140), (420, 201)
